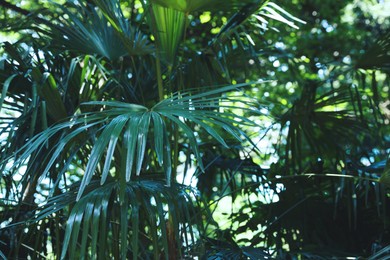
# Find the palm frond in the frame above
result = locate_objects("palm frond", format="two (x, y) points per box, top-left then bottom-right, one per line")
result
(32, 180), (202, 259)
(148, 4), (186, 64)
(355, 30), (390, 70)
(40, 2), (153, 60)
(214, 1), (305, 44)
(4, 83), (261, 200)
(0, 42), (68, 121)
(277, 85), (369, 173)
(92, 0), (155, 57)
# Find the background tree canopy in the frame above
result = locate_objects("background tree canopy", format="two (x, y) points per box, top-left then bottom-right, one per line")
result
(0, 0), (389, 259)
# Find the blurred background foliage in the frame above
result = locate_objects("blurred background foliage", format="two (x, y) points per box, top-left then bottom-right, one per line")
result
(0, 0), (389, 259)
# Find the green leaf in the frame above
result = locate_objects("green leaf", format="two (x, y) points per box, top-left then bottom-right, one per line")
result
(124, 116), (140, 182)
(161, 113), (204, 171)
(150, 4), (186, 64)
(120, 195), (129, 259)
(135, 112), (151, 176)
(155, 194), (169, 260)
(78, 115), (129, 200)
(92, 0), (155, 57)
(101, 119), (127, 184)
(45, 2), (153, 59)
(79, 201), (94, 259)
(61, 182), (115, 259)
(0, 74), (18, 111)
(129, 189), (140, 260)
(151, 112), (165, 166)
(32, 69), (68, 121)
(83, 101), (148, 112)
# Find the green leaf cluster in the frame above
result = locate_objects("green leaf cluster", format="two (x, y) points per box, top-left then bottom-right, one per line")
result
(0, 0), (389, 259)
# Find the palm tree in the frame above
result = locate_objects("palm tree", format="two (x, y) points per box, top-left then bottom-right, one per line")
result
(2, 0), (389, 259)
(197, 3), (390, 258)
(0, 0), (305, 259)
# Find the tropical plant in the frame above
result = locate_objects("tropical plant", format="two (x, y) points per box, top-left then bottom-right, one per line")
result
(0, 0), (306, 259)
(197, 1), (390, 258)
(1, 0), (389, 259)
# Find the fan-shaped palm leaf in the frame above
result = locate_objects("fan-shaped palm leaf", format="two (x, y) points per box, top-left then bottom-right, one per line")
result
(33, 180), (202, 260)
(4, 83), (262, 200)
(277, 85), (368, 172)
(40, 2), (153, 60)
(149, 4), (186, 64)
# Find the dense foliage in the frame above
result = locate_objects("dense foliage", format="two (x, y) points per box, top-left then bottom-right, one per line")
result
(0, 0), (389, 259)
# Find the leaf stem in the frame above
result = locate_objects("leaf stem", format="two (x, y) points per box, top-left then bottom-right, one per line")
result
(156, 57), (164, 102)
(172, 126), (179, 182)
